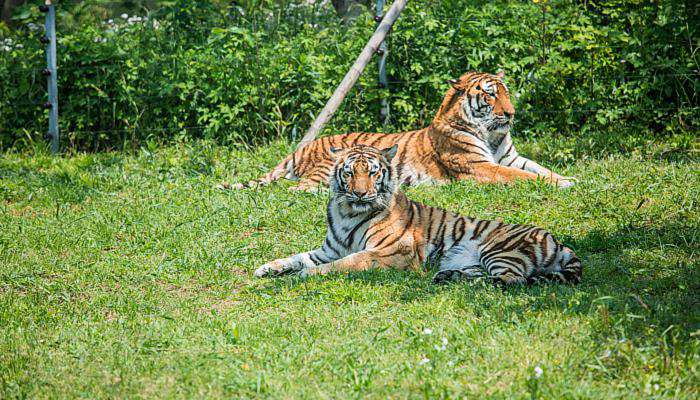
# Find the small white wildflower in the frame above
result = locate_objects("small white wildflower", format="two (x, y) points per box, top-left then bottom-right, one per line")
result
(533, 365), (543, 379)
(515, 92), (521, 99)
(120, 13), (128, 19)
(153, 20), (161, 30)
(2, 45), (11, 52)
(434, 337), (448, 351)
(93, 37), (101, 43)
(653, 384), (659, 391)
(107, 19), (114, 24)
(101, 38), (107, 43)
(619, 338), (627, 343)
(15, 44), (23, 49)
(418, 357), (430, 365)
(422, 328), (433, 335)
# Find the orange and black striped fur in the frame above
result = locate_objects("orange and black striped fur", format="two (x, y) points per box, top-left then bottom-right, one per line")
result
(229, 71), (573, 191)
(254, 145), (582, 285)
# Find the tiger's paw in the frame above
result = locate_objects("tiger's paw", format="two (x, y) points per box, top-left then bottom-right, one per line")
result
(254, 261), (293, 278)
(216, 182), (246, 191)
(432, 269), (463, 284)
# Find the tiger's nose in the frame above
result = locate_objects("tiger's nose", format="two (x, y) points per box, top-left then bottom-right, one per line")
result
(352, 189), (368, 198)
(504, 110), (514, 118)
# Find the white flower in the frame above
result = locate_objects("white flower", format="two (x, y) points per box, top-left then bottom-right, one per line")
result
(2, 45), (10, 52)
(533, 365), (543, 378)
(15, 44), (23, 49)
(602, 349), (611, 358)
(434, 337), (448, 351)
(418, 357), (430, 365)
(101, 38), (107, 43)
(653, 384), (659, 391)
(121, 13), (128, 19)
(422, 328), (433, 335)
(107, 19), (114, 24)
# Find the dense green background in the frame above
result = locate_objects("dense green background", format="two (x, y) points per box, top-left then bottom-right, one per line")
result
(1, 0), (698, 157)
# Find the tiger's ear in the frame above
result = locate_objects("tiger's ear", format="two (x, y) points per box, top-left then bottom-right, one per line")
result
(447, 78), (460, 89)
(495, 70), (506, 78)
(381, 144), (398, 162)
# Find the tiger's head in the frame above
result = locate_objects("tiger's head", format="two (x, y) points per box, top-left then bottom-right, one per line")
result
(329, 145), (398, 212)
(434, 71), (515, 137)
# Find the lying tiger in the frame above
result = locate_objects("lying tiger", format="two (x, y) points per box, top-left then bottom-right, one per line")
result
(228, 70), (573, 191)
(255, 145), (582, 284)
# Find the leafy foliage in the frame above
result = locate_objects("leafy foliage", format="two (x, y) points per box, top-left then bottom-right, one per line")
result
(0, 0), (698, 157)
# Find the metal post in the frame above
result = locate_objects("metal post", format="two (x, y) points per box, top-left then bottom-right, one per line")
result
(375, 0), (390, 125)
(43, 0), (59, 153)
(296, 0), (407, 149)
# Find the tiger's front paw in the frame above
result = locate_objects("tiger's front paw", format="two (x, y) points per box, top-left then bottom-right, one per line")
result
(254, 261), (294, 278)
(216, 181), (246, 191)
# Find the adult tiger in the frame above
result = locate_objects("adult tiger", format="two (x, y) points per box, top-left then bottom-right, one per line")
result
(254, 145), (582, 285)
(226, 71), (574, 191)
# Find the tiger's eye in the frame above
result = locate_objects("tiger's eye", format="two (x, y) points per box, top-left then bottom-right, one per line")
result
(475, 85), (481, 91)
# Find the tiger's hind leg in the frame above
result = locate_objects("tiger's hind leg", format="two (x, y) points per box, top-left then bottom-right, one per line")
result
(288, 179), (326, 193)
(528, 250), (582, 285)
(483, 257), (529, 285)
(288, 165), (332, 192)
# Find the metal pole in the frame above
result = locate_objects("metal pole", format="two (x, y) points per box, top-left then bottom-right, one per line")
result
(376, 0), (390, 125)
(43, 0), (59, 153)
(296, 0), (408, 150)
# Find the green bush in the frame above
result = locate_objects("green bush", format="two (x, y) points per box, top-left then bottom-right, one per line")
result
(0, 0), (697, 157)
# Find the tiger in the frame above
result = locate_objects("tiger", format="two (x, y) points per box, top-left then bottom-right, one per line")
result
(254, 145), (582, 285)
(224, 70), (574, 191)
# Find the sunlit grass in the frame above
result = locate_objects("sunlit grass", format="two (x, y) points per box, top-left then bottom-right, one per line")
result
(0, 139), (698, 398)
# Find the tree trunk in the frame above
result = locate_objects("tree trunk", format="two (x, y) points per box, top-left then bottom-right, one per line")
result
(331, 0), (370, 23)
(1, 0), (26, 26)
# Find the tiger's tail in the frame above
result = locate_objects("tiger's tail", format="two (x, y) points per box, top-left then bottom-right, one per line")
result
(528, 246), (582, 285)
(219, 153), (296, 190)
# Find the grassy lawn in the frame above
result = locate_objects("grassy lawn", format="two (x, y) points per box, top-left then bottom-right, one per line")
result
(1, 139), (698, 399)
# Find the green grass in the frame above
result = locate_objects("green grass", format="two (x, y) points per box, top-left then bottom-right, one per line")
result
(1, 139), (698, 399)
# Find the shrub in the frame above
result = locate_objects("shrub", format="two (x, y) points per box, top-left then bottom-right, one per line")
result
(0, 0), (697, 157)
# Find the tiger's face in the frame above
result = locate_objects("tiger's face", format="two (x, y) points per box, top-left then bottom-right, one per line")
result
(329, 145), (398, 212)
(438, 71), (515, 135)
